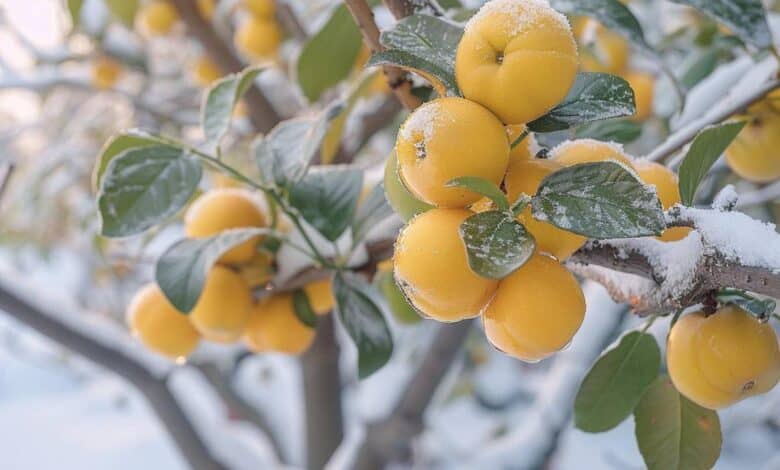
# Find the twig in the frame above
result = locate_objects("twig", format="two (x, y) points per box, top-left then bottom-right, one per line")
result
(0, 163), (14, 203)
(736, 180), (780, 208)
(276, 1), (308, 40)
(332, 96), (402, 164)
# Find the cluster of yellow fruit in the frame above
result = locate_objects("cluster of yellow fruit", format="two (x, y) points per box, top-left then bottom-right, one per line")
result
(234, 0), (283, 62)
(388, 0), (692, 362)
(126, 188), (333, 361)
(725, 90), (780, 183)
(668, 305), (780, 410)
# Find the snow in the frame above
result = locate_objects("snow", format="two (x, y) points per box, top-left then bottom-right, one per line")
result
(465, 0), (571, 36)
(712, 184), (739, 211)
(399, 99), (447, 144)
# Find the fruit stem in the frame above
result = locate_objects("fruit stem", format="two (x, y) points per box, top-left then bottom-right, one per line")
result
(640, 312), (659, 333)
(510, 129), (529, 149)
(702, 290), (718, 316)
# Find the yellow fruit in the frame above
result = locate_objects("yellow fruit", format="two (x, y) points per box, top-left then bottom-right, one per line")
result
(725, 98), (780, 183)
(126, 283), (200, 360)
(243, 0), (275, 17)
(384, 152), (434, 222)
(506, 125), (538, 164)
(505, 159), (587, 260)
(137, 1), (178, 36)
(578, 20), (630, 75)
(625, 71), (655, 121)
(185, 189), (266, 265)
(551, 138), (634, 169)
(304, 278), (335, 315)
(394, 208), (498, 322)
(633, 160), (692, 242)
(197, 0), (215, 19)
(91, 57), (122, 89)
(396, 97), (510, 208)
(191, 55), (222, 87)
(190, 266), (253, 343)
(455, 0), (578, 124)
(668, 306), (780, 409)
(234, 17), (282, 62)
(483, 253), (585, 361)
(237, 252), (275, 288)
(244, 294), (315, 354)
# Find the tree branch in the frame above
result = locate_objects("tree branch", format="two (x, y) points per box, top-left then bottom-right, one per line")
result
(332, 96), (402, 164)
(169, 0), (281, 132)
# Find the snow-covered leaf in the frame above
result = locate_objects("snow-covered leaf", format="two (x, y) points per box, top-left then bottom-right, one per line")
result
(98, 145), (202, 238)
(532, 162), (665, 238)
(93, 131), (170, 190)
(528, 73), (636, 132)
(105, 0), (138, 26)
(155, 229), (271, 312)
(297, 5), (363, 102)
(575, 331), (660, 433)
(288, 166), (363, 241)
(446, 176), (509, 211)
(716, 289), (776, 321)
(202, 65), (266, 148)
(677, 121), (745, 206)
(680, 48), (720, 90)
(367, 50), (457, 96)
(575, 119), (642, 144)
(292, 290), (319, 328)
(670, 0), (772, 49)
(634, 375), (722, 470)
(551, 0), (652, 52)
(334, 272), (393, 378)
(459, 211), (535, 280)
(254, 102), (344, 188)
(352, 183), (394, 243)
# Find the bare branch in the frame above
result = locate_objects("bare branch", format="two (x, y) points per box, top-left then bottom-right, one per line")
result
(736, 179), (780, 208)
(276, 2), (308, 41)
(332, 96), (402, 164)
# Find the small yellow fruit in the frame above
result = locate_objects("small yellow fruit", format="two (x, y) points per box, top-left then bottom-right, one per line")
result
(396, 97), (510, 208)
(394, 208), (498, 322)
(191, 55), (223, 87)
(91, 57), (122, 89)
(234, 16), (282, 62)
(303, 278), (335, 315)
(384, 152), (434, 222)
(190, 266), (253, 343)
(127, 283), (200, 360)
(243, 0), (275, 17)
(136, 1), (179, 36)
(197, 0), (216, 20)
(578, 20), (630, 75)
(551, 138), (634, 169)
(633, 160), (692, 242)
(185, 189), (266, 265)
(725, 98), (780, 183)
(483, 253), (585, 362)
(244, 294), (315, 354)
(667, 306), (780, 410)
(455, 0), (578, 124)
(625, 71), (655, 121)
(506, 125), (538, 164)
(505, 159), (587, 260)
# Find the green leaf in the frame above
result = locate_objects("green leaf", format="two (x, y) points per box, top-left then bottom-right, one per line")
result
(528, 73), (636, 132)
(459, 211), (536, 280)
(575, 119), (643, 144)
(254, 103), (343, 188)
(155, 228), (270, 312)
(202, 65), (265, 148)
(669, 0), (772, 49)
(92, 131), (170, 191)
(367, 50), (458, 96)
(677, 121), (746, 206)
(334, 272), (393, 378)
(551, 0), (652, 52)
(105, 0), (139, 26)
(292, 290), (319, 328)
(288, 166), (363, 241)
(98, 145), (202, 237)
(67, 0), (84, 28)
(352, 183), (394, 243)
(297, 5), (363, 102)
(446, 177), (509, 211)
(716, 289), (776, 321)
(532, 162), (665, 238)
(575, 331), (661, 433)
(375, 270), (421, 324)
(383, 151), (434, 222)
(634, 375), (722, 470)
(679, 48), (719, 90)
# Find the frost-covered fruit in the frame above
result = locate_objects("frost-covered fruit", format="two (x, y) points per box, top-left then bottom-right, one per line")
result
(234, 17), (282, 62)
(190, 266), (253, 343)
(455, 0), (578, 124)
(667, 305), (780, 410)
(197, 0), (215, 19)
(506, 124), (538, 164)
(395, 97), (510, 208)
(375, 261), (421, 324)
(394, 209), (498, 322)
(577, 20), (630, 75)
(185, 189), (266, 265)
(303, 278), (335, 316)
(91, 57), (122, 89)
(725, 98), (780, 183)
(126, 283), (200, 360)
(633, 160), (692, 242)
(191, 55), (222, 87)
(625, 71), (655, 121)
(244, 294), (315, 355)
(243, 0), (275, 17)
(551, 138), (634, 169)
(136, 1), (178, 36)
(504, 159), (587, 260)
(483, 253), (585, 362)
(384, 152), (434, 222)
